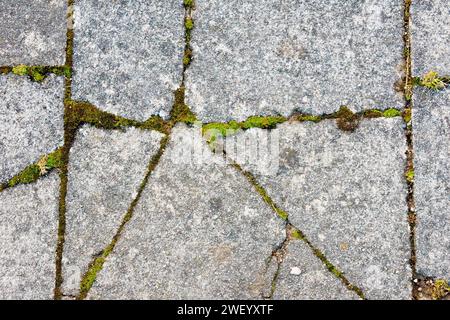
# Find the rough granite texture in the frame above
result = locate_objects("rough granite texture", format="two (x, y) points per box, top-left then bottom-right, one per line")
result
(72, 1), (185, 121)
(186, 0), (405, 122)
(414, 87), (450, 279)
(411, 0), (450, 76)
(225, 119), (411, 299)
(62, 126), (164, 295)
(273, 240), (358, 300)
(0, 74), (64, 183)
(0, 0), (67, 65)
(88, 125), (285, 299)
(0, 173), (59, 299)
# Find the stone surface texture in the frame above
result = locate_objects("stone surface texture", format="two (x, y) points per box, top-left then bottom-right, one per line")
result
(225, 119), (411, 299)
(186, 0), (405, 122)
(273, 240), (359, 300)
(0, 174), (59, 299)
(0, 0), (67, 65)
(62, 126), (164, 295)
(72, 0), (185, 121)
(414, 87), (450, 279)
(411, 0), (450, 76)
(0, 74), (64, 183)
(88, 125), (285, 299)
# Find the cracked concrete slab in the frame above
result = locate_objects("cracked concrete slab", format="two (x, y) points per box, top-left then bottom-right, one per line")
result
(72, 0), (185, 121)
(273, 240), (359, 300)
(224, 119), (411, 299)
(0, 0), (67, 65)
(186, 0), (404, 122)
(0, 173), (59, 300)
(411, 0), (450, 76)
(413, 87), (450, 279)
(62, 125), (164, 295)
(0, 74), (64, 183)
(88, 125), (285, 299)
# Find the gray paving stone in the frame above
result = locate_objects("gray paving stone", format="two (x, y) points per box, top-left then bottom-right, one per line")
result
(411, 0), (450, 76)
(273, 240), (358, 300)
(186, 0), (404, 122)
(0, 0), (67, 65)
(0, 74), (64, 183)
(224, 119), (412, 299)
(414, 87), (450, 279)
(88, 125), (285, 299)
(0, 173), (59, 300)
(62, 125), (164, 295)
(72, 1), (185, 121)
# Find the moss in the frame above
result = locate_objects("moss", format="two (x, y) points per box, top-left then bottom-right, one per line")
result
(403, 108), (412, 123)
(432, 279), (450, 300)
(169, 88), (197, 124)
(8, 165), (40, 187)
(185, 18), (194, 31)
(405, 169), (414, 183)
(184, 0), (194, 7)
(335, 106), (360, 132)
(0, 66), (12, 74)
(290, 228), (305, 240)
(363, 109), (383, 118)
(241, 116), (286, 129)
(383, 108), (402, 118)
(12, 65), (28, 76)
(420, 71), (446, 90)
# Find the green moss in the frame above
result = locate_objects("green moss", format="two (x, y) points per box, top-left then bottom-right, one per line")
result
(403, 108), (412, 123)
(432, 279), (450, 300)
(184, 0), (194, 7)
(383, 108), (402, 118)
(363, 109), (383, 118)
(290, 228), (305, 240)
(46, 148), (64, 169)
(185, 18), (194, 31)
(12, 65), (28, 76)
(8, 165), (40, 187)
(420, 71), (446, 90)
(169, 88), (197, 124)
(0, 66), (12, 74)
(405, 169), (414, 183)
(241, 116), (286, 129)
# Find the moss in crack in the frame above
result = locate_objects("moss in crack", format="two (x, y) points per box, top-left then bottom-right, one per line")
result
(10, 65), (71, 82)
(184, 0), (194, 7)
(295, 114), (322, 122)
(335, 106), (360, 132)
(415, 71), (449, 90)
(2, 148), (64, 190)
(363, 109), (384, 118)
(169, 88), (197, 125)
(432, 279), (450, 300)
(77, 135), (170, 299)
(403, 107), (412, 124)
(405, 169), (414, 183)
(383, 108), (402, 118)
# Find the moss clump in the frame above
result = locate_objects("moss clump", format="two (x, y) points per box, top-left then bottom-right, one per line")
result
(185, 18), (194, 31)
(6, 148), (64, 188)
(290, 228), (305, 240)
(420, 71), (446, 90)
(383, 108), (402, 118)
(405, 169), (414, 183)
(432, 279), (450, 300)
(335, 106), (360, 132)
(12, 65), (28, 76)
(241, 116), (286, 129)
(363, 109), (383, 118)
(0, 66), (12, 74)
(184, 0), (194, 7)
(403, 108), (412, 123)
(169, 88), (197, 124)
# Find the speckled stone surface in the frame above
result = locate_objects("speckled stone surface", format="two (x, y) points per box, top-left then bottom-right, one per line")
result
(186, 0), (405, 122)
(0, 74), (64, 184)
(72, 0), (185, 121)
(414, 87), (450, 279)
(0, 0), (67, 65)
(273, 240), (359, 300)
(411, 0), (450, 76)
(225, 119), (411, 299)
(0, 173), (59, 300)
(62, 126), (164, 295)
(88, 125), (285, 299)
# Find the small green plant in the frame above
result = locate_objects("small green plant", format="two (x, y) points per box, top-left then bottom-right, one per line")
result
(185, 18), (194, 31)
(184, 0), (194, 7)
(420, 71), (446, 90)
(405, 169), (414, 183)
(12, 65), (28, 76)
(432, 279), (450, 300)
